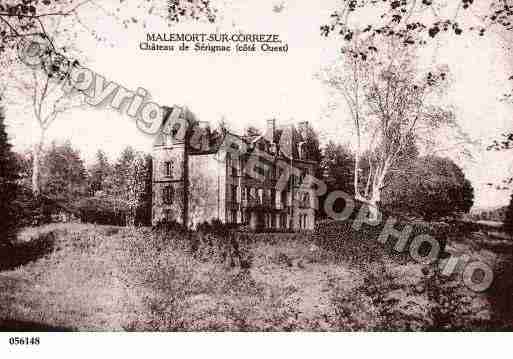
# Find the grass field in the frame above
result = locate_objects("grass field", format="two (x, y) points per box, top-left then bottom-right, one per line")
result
(0, 222), (511, 331)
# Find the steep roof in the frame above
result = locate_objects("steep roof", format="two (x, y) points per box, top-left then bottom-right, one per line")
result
(154, 109), (315, 163)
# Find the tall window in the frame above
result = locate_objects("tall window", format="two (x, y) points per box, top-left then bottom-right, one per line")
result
(232, 160), (238, 177)
(163, 186), (174, 205)
(281, 190), (287, 206)
(164, 161), (173, 177)
(226, 153), (232, 176)
(258, 188), (264, 204)
(302, 192), (310, 208)
(232, 185), (239, 203)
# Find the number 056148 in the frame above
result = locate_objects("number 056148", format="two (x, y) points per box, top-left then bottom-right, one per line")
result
(9, 337), (40, 345)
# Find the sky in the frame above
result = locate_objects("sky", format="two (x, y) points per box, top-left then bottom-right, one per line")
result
(3, 0), (513, 209)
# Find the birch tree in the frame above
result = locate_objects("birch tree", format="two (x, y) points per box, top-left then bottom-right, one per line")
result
(323, 39), (459, 220)
(9, 63), (85, 196)
(322, 0), (513, 191)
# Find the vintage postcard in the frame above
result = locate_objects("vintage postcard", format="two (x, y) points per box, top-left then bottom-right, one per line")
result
(0, 0), (512, 351)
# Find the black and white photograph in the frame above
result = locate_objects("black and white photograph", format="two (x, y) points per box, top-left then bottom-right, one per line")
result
(0, 0), (513, 348)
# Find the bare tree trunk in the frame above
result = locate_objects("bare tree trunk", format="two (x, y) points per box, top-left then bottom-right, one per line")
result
(366, 159), (390, 222)
(32, 131), (44, 197)
(367, 185), (381, 222)
(354, 151), (360, 197)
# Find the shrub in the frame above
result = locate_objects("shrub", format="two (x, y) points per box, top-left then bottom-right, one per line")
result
(76, 197), (126, 226)
(313, 200), (449, 264)
(330, 262), (431, 331)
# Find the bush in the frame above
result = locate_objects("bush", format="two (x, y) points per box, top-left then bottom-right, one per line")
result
(0, 180), (21, 247)
(0, 107), (22, 246)
(313, 200), (449, 264)
(76, 197), (126, 226)
(14, 189), (70, 226)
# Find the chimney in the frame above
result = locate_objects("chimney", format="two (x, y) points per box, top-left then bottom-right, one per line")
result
(194, 121), (211, 151)
(266, 118), (276, 141)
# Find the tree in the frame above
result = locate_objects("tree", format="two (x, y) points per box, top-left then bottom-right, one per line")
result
(319, 141), (355, 218)
(300, 122), (323, 177)
(112, 146), (148, 226)
(321, 141), (355, 195)
(10, 64), (86, 196)
(88, 149), (112, 196)
(322, 0), (513, 190)
(136, 153), (153, 226)
(0, 104), (22, 246)
(504, 194), (513, 234)
(41, 140), (87, 203)
(382, 155), (474, 220)
(1, 1), (92, 196)
(1, 1), (222, 195)
(322, 38), (460, 220)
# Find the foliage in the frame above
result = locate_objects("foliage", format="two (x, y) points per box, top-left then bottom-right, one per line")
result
(321, 1), (508, 51)
(319, 141), (355, 216)
(0, 1), (218, 59)
(299, 122), (323, 175)
(41, 140), (87, 202)
(382, 155), (474, 219)
(76, 196), (127, 226)
(0, 104), (22, 245)
(87, 150), (112, 196)
(1, 222), (503, 330)
(119, 147), (149, 226)
(504, 194), (513, 234)
(321, 38), (458, 219)
(322, 0), (512, 189)
(136, 153), (153, 226)
(488, 133), (513, 190)
(422, 266), (490, 330)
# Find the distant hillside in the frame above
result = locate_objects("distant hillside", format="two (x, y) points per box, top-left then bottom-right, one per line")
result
(470, 205), (508, 222)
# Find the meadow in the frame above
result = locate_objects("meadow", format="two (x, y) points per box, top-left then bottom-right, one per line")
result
(0, 221), (511, 331)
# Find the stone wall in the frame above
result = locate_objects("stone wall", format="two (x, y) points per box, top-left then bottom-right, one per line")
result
(152, 143), (188, 225)
(188, 153), (225, 227)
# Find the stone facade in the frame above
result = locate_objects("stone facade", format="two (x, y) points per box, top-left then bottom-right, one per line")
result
(152, 108), (318, 231)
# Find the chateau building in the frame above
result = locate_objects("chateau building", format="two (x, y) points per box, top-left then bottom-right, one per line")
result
(152, 107), (318, 231)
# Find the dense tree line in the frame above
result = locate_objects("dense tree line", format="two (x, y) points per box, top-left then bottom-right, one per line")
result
(0, 103), (476, 243)
(0, 104), (22, 247)
(321, 0), (513, 223)
(319, 140), (474, 221)
(7, 136), (153, 228)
